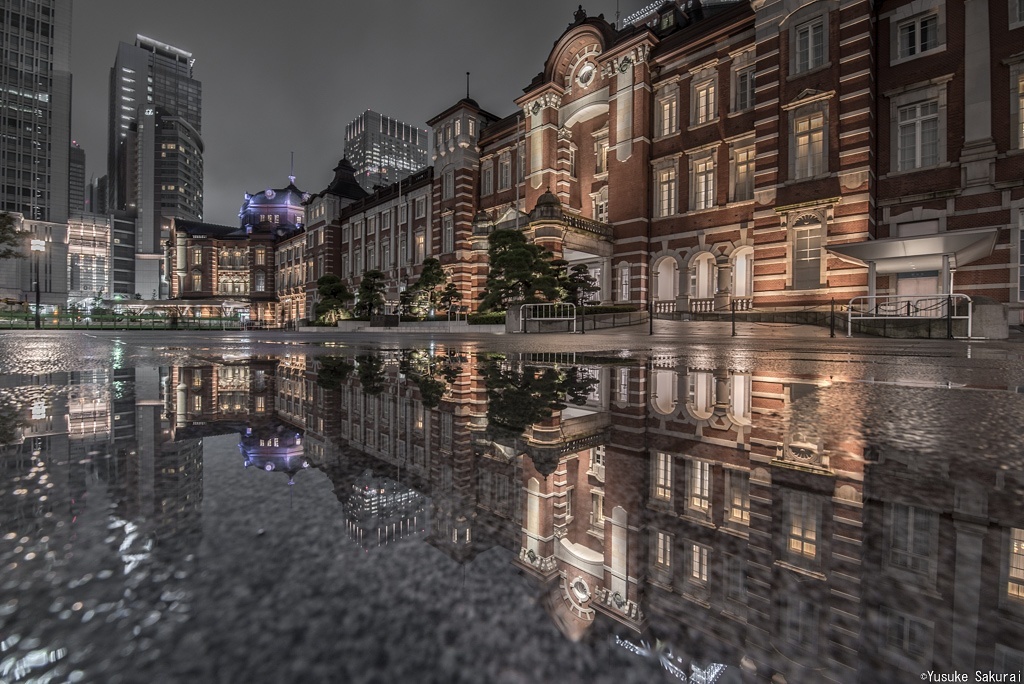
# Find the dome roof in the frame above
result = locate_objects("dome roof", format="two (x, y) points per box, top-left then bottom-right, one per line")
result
(535, 188), (561, 207)
(245, 178), (308, 208)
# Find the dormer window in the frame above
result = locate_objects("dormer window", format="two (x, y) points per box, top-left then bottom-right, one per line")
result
(660, 12), (674, 30)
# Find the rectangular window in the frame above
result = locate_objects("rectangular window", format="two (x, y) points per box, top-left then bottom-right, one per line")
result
(255, 248), (266, 266)
(655, 531), (672, 568)
(735, 67), (755, 112)
(415, 197), (426, 219)
(481, 163), (493, 196)
(883, 608), (932, 664)
(794, 112), (825, 179)
(793, 221), (823, 290)
(658, 95), (678, 136)
(898, 101), (939, 171)
(654, 451), (672, 501)
(688, 460), (711, 514)
(898, 14), (938, 58)
(657, 167), (677, 217)
(569, 147), (577, 178)
(733, 146), (755, 201)
(727, 470), (750, 525)
(415, 232), (425, 263)
(889, 503), (936, 577)
(498, 154), (511, 191)
(191, 249), (201, 266)
(619, 265), (630, 301)
(690, 543), (708, 582)
(1009, 528), (1024, 600)
(694, 81), (716, 125)
(443, 171), (454, 199)
(595, 138), (609, 174)
(795, 19), (825, 73)
(191, 274), (201, 291)
(1018, 75), (1024, 149)
(694, 158), (715, 210)
(786, 492), (819, 561)
(255, 272), (266, 292)
(724, 554), (747, 606)
(591, 491), (605, 529)
(443, 215), (454, 253)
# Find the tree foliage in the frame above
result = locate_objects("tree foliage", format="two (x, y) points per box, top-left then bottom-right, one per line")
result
(0, 213), (24, 261)
(561, 263), (600, 306)
(353, 270), (387, 318)
(478, 229), (560, 312)
(408, 258), (450, 317)
(315, 275), (353, 323)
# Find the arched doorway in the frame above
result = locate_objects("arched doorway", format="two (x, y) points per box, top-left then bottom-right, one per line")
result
(688, 253), (717, 312)
(731, 247), (754, 302)
(652, 256), (678, 314)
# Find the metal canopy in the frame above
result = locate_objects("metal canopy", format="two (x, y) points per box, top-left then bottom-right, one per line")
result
(827, 228), (998, 274)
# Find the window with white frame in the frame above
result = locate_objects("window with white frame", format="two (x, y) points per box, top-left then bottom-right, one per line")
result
(693, 79), (717, 126)
(888, 503), (937, 578)
(1012, 68), (1024, 149)
(619, 264), (630, 301)
(898, 101), (939, 171)
(689, 543), (708, 583)
(255, 272), (266, 292)
(654, 451), (672, 501)
(691, 155), (715, 210)
(518, 142), (525, 181)
(784, 597), (819, 650)
(1009, 527), (1024, 601)
(731, 144), (755, 202)
(569, 146), (578, 178)
(498, 153), (511, 190)
(481, 160), (493, 196)
(687, 459), (711, 515)
(785, 491), (819, 562)
(591, 490), (605, 529)
(1014, 0), (1024, 25)
(792, 215), (823, 291)
(443, 215), (454, 253)
(595, 136), (609, 174)
(897, 13), (939, 59)
(443, 170), (454, 199)
(794, 18), (825, 73)
(727, 470), (750, 525)
(734, 66), (755, 112)
(792, 109), (825, 179)
(593, 187), (609, 223)
(415, 197), (426, 218)
(657, 91), (678, 137)
(654, 530), (672, 569)
(656, 166), (677, 217)
(366, 244), (375, 270)
(724, 554), (747, 608)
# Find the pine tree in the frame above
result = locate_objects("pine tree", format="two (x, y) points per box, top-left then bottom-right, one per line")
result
(479, 229), (560, 312)
(314, 275), (353, 323)
(353, 270), (387, 318)
(0, 213), (24, 261)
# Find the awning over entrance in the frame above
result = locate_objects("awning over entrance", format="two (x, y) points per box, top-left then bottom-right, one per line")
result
(827, 228), (999, 274)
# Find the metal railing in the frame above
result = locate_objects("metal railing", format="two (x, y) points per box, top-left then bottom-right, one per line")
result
(520, 303), (577, 333)
(847, 293), (973, 338)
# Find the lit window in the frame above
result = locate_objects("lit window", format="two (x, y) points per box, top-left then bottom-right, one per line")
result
(898, 14), (939, 59)
(727, 470), (750, 525)
(654, 451), (672, 501)
(693, 157), (715, 210)
(191, 274), (201, 291)
(690, 543), (708, 582)
(786, 491), (819, 560)
(793, 111), (825, 179)
(1009, 528), (1024, 600)
(595, 138), (609, 174)
(658, 94), (678, 137)
(255, 248), (266, 266)
(656, 167), (677, 217)
(794, 19), (825, 73)
(655, 531), (672, 569)
(688, 460), (710, 514)
(898, 101), (939, 171)
(732, 145), (755, 202)
(591, 491), (604, 529)
(693, 81), (716, 125)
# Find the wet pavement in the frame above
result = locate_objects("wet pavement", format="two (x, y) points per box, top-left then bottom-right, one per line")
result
(0, 327), (1022, 683)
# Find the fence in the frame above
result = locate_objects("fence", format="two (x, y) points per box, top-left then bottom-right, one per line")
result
(847, 294), (972, 338)
(0, 313), (245, 331)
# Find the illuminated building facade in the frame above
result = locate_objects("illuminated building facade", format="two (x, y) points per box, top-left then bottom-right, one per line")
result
(344, 110), (429, 193)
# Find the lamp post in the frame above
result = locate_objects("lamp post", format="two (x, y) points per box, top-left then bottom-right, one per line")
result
(30, 238), (45, 330)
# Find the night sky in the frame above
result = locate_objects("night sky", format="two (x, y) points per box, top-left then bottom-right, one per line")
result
(70, 0), (638, 226)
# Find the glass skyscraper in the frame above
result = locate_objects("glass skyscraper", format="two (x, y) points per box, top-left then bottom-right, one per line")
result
(344, 110), (428, 193)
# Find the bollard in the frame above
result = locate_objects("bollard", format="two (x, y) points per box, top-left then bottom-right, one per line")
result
(830, 298), (835, 338)
(946, 295), (953, 339)
(731, 299), (737, 337)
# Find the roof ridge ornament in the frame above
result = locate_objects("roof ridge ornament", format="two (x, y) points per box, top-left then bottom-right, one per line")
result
(574, 5), (587, 24)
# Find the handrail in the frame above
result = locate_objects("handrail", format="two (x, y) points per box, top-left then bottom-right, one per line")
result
(520, 303), (577, 333)
(847, 293), (973, 338)
(563, 214), (613, 239)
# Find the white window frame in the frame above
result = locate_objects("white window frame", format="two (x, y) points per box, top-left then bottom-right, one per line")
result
(442, 214), (454, 253)
(654, 530), (672, 569)
(897, 13), (940, 59)
(886, 503), (938, 581)
(443, 170), (455, 199)
(692, 156), (715, 210)
(793, 17), (826, 75)
(692, 79), (717, 127)
(687, 459), (711, 516)
(785, 491), (820, 563)
(726, 469), (750, 526)
(897, 100), (940, 171)
(1008, 527), (1024, 602)
(653, 451), (672, 502)
(1010, 63), (1024, 151)
(1013, 0), (1024, 28)
(498, 153), (512, 191)
(791, 213), (825, 291)
(656, 85), (679, 138)
(480, 160), (493, 196)
(886, 80), (949, 175)
(730, 142), (755, 202)
(655, 165), (677, 218)
(619, 264), (630, 301)
(790, 101), (827, 181)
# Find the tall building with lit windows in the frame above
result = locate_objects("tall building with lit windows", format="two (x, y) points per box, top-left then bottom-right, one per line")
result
(344, 110), (428, 193)
(0, 0), (72, 224)
(108, 35), (202, 299)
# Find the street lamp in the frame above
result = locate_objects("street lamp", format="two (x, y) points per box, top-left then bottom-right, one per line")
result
(30, 238), (45, 330)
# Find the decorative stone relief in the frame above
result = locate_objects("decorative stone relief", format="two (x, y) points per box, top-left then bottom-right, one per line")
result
(754, 187), (776, 205)
(840, 170), (869, 191)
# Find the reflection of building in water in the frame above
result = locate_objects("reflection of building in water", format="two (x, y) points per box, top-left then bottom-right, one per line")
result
(345, 470), (427, 549)
(293, 349), (1024, 682)
(240, 424), (308, 485)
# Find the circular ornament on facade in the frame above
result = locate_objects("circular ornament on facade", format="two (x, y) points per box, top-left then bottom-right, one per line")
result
(302, 193), (311, 203)
(619, 57), (633, 73)
(577, 62), (596, 88)
(265, 189), (275, 199)
(571, 577), (590, 602)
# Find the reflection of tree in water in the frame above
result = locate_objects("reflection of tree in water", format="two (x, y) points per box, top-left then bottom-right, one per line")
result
(0, 400), (25, 447)
(400, 349), (463, 409)
(315, 356), (355, 390)
(355, 354), (386, 395)
(481, 355), (597, 439)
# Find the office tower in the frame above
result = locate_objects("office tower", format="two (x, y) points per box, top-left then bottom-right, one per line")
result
(108, 35), (202, 299)
(0, 0), (72, 223)
(344, 110), (428, 192)
(69, 141), (85, 216)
